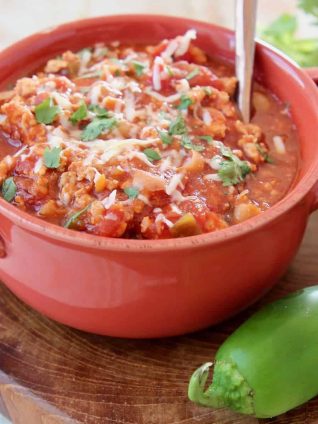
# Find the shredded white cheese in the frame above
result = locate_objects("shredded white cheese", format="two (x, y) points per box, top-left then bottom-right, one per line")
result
(52, 92), (72, 109)
(152, 56), (164, 91)
(34, 158), (43, 174)
(237, 189), (249, 199)
(204, 173), (222, 182)
(124, 90), (136, 122)
(202, 109), (212, 125)
(166, 173), (183, 195)
(126, 151), (155, 167)
(47, 128), (160, 167)
(13, 145), (28, 158)
(161, 29), (197, 61)
(105, 212), (118, 221)
(273, 135), (286, 154)
(93, 168), (102, 183)
(209, 155), (223, 170)
(79, 49), (92, 74)
(175, 29), (197, 57)
(161, 39), (178, 62)
(171, 190), (196, 203)
(155, 213), (173, 228)
(137, 193), (151, 206)
(145, 89), (182, 103)
(170, 203), (182, 215)
(102, 189), (117, 209)
(160, 157), (171, 173)
(176, 78), (190, 93)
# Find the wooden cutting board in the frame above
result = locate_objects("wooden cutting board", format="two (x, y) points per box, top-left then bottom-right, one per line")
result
(1, 212), (318, 424)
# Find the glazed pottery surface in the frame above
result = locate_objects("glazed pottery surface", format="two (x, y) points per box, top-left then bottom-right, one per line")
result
(0, 15), (317, 338)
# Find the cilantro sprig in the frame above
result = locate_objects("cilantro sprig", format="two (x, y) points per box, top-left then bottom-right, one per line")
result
(168, 115), (188, 136)
(256, 144), (274, 164)
(82, 116), (117, 141)
(168, 115), (204, 152)
(143, 148), (161, 162)
(181, 134), (205, 152)
(218, 147), (251, 186)
(35, 97), (60, 124)
(70, 102), (87, 124)
(261, 1), (318, 67)
(88, 104), (109, 118)
(177, 95), (193, 111)
(81, 104), (117, 141)
(158, 130), (172, 145)
(133, 61), (146, 77)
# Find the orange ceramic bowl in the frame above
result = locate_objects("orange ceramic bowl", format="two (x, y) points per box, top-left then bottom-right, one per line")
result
(0, 15), (317, 338)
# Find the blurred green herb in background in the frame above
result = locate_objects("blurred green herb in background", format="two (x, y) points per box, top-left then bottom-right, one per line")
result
(261, 0), (318, 67)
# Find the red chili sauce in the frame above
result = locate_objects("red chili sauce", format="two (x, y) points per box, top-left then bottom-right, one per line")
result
(0, 30), (299, 239)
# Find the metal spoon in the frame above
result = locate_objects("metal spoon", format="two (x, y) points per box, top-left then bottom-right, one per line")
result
(235, 0), (258, 123)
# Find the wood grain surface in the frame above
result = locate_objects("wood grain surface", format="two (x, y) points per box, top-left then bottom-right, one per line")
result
(1, 212), (318, 424)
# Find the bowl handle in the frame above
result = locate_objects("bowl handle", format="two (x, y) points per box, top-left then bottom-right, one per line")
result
(307, 68), (318, 212)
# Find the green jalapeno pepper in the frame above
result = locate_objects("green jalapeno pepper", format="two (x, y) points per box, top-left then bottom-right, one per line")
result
(188, 286), (318, 418)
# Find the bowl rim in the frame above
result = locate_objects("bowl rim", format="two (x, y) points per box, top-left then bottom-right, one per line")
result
(0, 13), (317, 252)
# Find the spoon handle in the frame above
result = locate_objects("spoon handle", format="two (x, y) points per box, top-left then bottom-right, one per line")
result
(235, 0), (258, 123)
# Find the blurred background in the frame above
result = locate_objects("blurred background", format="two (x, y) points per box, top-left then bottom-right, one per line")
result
(0, 0), (315, 49)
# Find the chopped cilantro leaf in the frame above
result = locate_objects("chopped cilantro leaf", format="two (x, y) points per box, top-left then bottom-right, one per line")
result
(256, 144), (274, 164)
(70, 102), (87, 124)
(265, 156), (274, 164)
(1, 177), (16, 202)
(43, 147), (62, 169)
(158, 130), (172, 145)
(168, 115), (187, 136)
(218, 161), (242, 186)
(124, 186), (139, 199)
(181, 134), (193, 150)
(186, 68), (200, 80)
(82, 117), (117, 141)
(169, 116), (205, 151)
(88, 104), (109, 117)
(218, 147), (251, 186)
(35, 97), (60, 124)
(199, 135), (213, 144)
(143, 148), (161, 162)
(241, 162), (252, 177)
(177, 95), (193, 110)
(64, 204), (91, 229)
(181, 134), (204, 151)
(133, 61), (145, 77)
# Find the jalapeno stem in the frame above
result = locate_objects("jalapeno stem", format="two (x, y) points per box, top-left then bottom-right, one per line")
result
(189, 361), (254, 415)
